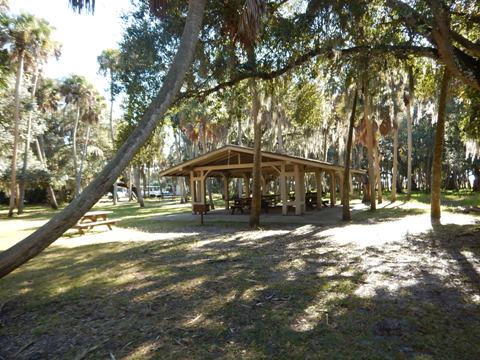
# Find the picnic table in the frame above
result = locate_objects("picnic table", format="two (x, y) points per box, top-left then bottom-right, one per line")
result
(72, 210), (116, 234)
(230, 196), (275, 214)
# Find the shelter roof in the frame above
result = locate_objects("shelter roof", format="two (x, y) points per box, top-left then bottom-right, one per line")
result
(159, 145), (365, 178)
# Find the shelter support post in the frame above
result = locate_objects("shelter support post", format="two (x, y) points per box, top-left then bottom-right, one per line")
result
(315, 170), (323, 210)
(294, 164), (305, 215)
(330, 171), (336, 207)
(223, 175), (229, 210)
(280, 163), (287, 215)
(339, 173), (344, 205)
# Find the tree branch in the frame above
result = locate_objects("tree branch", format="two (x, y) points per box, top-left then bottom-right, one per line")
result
(180, 44), (438, 99)
(428, 0), (480, 90)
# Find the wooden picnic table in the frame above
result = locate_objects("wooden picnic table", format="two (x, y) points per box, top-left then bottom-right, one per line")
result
(80, 211), (113, 223)
(73, 210), (115, 234)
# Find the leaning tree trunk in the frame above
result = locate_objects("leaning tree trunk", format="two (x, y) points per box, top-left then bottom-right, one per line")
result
(72, 107), (81, 198)
(365, 77), (376, 211)
(18, 67), (40, 215)
(0, 0), (207, 279)
(342, 88), (358, 221)
(431, 68), (451, 220)
(248, 74), (262, 228)
(76, 124), (91, 196)
(8, 51), (24, 217)
(406, 67), (414, 200)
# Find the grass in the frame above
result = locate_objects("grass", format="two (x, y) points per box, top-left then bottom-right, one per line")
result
(1, 192), (480, 359)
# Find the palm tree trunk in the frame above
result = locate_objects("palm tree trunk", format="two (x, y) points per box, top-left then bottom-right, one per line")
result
(72, 107), (81, 197)
(134, 166), (145, 207)
(110, 96), (118, 205)
(342, 88), (358, 221)
(76, 124), (91, 195)
(34, 137), (59, 209)
(248, 59), (262, 228)
(8, 51), (24, 217)
(406, 67), (414, 200)
(128, 166), (133, 201)
(0, 0), (207, 279)
(237, 117), (243, 197)
(431, 68), (451, 220)
(365, 77), (376, 211)
(18, 68), (40, 214)
(375, 146), (382, 203)
(392, 125), (398, 201)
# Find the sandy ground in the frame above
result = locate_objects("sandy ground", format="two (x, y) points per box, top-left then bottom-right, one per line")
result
(2, 202), (480, 359)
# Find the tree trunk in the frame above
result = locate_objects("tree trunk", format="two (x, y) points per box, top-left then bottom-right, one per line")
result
(248, 70), (262, 228)
(237, 117), (243, 197)
(406, 67), (414, 200)
(134, 166), (145, 208)
(18, 67), (40, 215)
(342, 88), (358, 221)
(375, 146), (382, 203)
(0, 0), (207, 279)
(8, 51), (24, 217)
(128, 166), (133, 201)
(35, 137), (59, 209)
(110, 96), (118, 205)
(431, 68), (451, 220)
(365, 77), (376, 211)
(72, 107), (81, 197)
(76, 124), (91, 196)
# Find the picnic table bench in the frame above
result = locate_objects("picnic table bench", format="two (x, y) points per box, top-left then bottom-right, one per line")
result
(72, 211), (116, 234)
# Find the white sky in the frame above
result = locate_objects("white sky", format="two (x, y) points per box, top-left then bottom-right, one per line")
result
(9, 0), (133, 115)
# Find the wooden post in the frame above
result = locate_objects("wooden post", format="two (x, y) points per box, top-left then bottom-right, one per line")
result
(280, 163), (287, 215)
(190, 171), (195, 213)
(330, 171), (336, 207)
(223, 175), (229, 210)
(300, 168), (306, 213)
(200, 171), (206, 205)
(315, 170), (323, 210)
(339, 173), (344, 205)
(294, 164), (302, 215)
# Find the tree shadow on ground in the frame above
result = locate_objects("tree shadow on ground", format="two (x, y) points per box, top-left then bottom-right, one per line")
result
(1, 221), (480, 359)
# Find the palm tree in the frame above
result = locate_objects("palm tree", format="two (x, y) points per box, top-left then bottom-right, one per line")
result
(404, 67), (414, 200)
(33, 78), (60, 209)
(0, 0), (207, 278)
(17, 18), (60, 214)
(7, 14), (57, 217)
(389, 72), (401, 202)
(75, 88), (103, 195)
(97, 49), (120, 204)
(342, 87), (358, 221)
(228, 0), (266, 228)
(59, 75), (92, 197)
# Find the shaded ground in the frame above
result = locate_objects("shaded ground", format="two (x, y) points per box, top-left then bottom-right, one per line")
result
(1, 198), (480, 359)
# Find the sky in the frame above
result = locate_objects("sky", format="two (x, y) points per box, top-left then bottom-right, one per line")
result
(9, 0), (133, 115)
